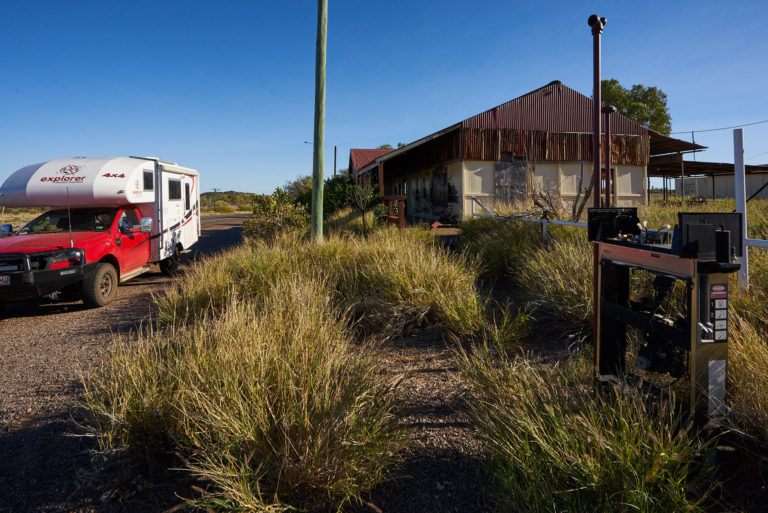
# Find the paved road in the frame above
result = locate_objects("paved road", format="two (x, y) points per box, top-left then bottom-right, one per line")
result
(0, 215), (245, 511)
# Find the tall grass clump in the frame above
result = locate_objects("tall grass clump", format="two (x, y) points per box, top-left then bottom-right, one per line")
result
(516, 226), (593, 323)
(157, 228), (486, 338)
(84, 276), (402, 511)
(457, 217), (543, 278)
(324, 207), (379, 237)
(728, 289), (768, 440)
(459, 344), (706, 513)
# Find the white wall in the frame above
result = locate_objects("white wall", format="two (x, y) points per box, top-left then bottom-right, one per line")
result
(675, 174), (768, 199)
(462, 160), (496, 215)
(533, 162), (646, 207)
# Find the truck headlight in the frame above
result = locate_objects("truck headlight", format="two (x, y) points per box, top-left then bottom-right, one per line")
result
(45, 248), (85, 270)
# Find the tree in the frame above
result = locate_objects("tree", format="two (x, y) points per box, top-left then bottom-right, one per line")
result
(284, 175), (313, 208)
(350, 171), (379, 235)
(377, 144), (393, 150)
(601, 79), (671, 135)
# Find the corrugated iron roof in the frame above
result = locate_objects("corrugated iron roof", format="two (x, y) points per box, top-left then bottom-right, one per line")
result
(648, 130), (704, 156)
(648, 160), (768, 177)
(462, 80), (648, 135)
(349, 148), (393, 172)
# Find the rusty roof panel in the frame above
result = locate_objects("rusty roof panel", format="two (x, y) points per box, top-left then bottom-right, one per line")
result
(463, 128), (649, 166)
(349, 148), (394, 172)
(462, 81), (648, 136)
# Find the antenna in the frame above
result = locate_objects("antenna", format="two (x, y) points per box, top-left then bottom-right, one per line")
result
(66, 187), (74, 248)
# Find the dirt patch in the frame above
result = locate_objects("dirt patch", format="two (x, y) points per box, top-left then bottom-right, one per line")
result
(349, 334), (490, 513)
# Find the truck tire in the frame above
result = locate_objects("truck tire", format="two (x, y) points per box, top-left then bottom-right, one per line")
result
(82, 263), (118, 307)
(159, 246), (181, 275)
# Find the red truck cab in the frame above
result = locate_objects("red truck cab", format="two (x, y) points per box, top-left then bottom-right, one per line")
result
(0, 205), (152, 309)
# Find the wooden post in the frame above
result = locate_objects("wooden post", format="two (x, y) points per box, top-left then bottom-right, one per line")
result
(398, 199), (405, 230)
(378, 162), (384, 195)
(311, 0), (327, 243)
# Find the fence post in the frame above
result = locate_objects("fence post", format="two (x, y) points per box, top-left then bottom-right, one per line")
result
(733, 129), (749, 288)
(540, 212), (549, 240)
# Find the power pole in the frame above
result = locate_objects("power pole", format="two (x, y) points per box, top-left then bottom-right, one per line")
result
(212, 188), (220, 211)
(311, 0), (327, 243)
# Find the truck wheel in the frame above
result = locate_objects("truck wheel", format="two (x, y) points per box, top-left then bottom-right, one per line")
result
(82, 263), (118, 307)
(160, 246), (181, 275)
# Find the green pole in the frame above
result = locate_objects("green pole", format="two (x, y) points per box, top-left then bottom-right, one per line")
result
(311, 0), (327, 243)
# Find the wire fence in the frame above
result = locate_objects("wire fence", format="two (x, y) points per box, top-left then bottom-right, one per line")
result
(469, 196), (767, 286)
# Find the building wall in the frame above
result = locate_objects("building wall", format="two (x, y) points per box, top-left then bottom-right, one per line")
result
(462, 161), (496, 215)
(404, 161), (463, 221)
(458, 160), (647, 218)
(675, 174), (768, 199)
(533, 162), (646, 207)
(401, 159), (647, 221)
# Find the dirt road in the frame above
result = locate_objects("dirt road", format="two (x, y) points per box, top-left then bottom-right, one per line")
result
(0, 215), (245, 511)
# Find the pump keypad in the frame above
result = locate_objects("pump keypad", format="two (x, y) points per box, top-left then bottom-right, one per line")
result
(710, 285), (728, 342)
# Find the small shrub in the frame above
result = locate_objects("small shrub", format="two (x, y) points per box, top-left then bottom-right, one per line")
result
(214, 204), (236, 213)
(242, 190), (309, 241)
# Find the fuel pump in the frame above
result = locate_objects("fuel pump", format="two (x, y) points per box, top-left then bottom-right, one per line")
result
(589, 207), (742, 421)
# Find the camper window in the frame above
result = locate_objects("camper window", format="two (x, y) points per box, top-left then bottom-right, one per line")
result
(168, 179), (181, 200)
(143, 171), (154, 191)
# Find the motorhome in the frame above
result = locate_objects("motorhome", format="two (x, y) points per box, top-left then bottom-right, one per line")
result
(0, 157), (200, 309)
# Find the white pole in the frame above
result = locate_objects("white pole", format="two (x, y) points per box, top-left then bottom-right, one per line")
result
(733, 129), (749, 287)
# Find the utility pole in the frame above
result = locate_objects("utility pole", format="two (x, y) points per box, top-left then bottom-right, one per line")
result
(212, 188), (220, 211)
(334, 145), (337, 178)
(311, 0), (327, 243)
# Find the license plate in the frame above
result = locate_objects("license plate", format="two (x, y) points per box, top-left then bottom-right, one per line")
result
(0, 275), (9, 286)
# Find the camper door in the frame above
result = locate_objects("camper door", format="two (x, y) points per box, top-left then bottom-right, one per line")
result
(159, 170), (199, 260)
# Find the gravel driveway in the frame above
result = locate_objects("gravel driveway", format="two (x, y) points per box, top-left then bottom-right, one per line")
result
(0, 215), (246, 511)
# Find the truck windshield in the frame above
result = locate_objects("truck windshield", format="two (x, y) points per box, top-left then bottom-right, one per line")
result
(18, 209), (117, 235)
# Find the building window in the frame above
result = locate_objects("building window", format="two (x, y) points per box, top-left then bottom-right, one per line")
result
(168, 179), (181, 200)
(143, 171), (154, 191)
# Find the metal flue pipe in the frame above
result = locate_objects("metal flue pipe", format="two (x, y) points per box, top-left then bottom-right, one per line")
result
(589, 14), (606, 209)
(589, 14), (606, 378)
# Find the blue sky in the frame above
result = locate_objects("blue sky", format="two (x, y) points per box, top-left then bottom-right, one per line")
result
(1, 1), (766, 194)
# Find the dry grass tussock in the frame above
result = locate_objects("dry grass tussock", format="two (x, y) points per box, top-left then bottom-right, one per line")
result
(84, 276), (403, 511)
(157, 227), (487, 338)
(458, 342), (707, 513)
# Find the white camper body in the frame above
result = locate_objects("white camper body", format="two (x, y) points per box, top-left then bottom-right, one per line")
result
(0, 157), (200, 263)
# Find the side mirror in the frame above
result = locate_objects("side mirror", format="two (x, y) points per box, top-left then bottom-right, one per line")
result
(0, 223), (13, 236)
(140, 217), (153, 234)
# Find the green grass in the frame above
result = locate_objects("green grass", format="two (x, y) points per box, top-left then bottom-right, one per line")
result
(84, 275), (403, 511)
(459, 344), (707, 513)
(157, 227), (487, 338)
(459, 198), (768, 492)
